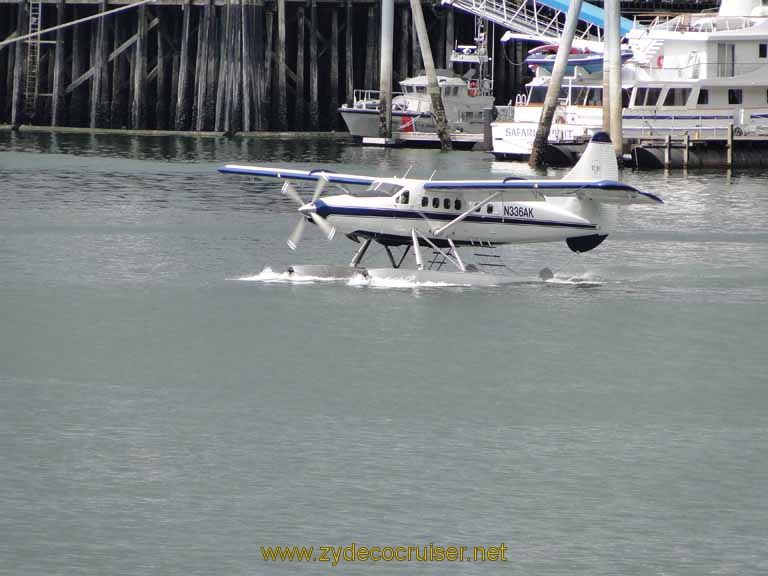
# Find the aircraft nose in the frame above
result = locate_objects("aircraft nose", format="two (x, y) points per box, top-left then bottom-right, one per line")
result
(298, 202), (316, 215)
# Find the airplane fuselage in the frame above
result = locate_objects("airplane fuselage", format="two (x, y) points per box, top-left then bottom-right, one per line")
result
(313, 188), (603, 247)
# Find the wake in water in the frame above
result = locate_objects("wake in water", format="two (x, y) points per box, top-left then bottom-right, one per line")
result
(236, 266), (603, 288)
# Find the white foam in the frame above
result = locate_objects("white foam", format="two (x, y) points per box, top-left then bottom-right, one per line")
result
(544, 270), (602, 285)
(236, 267), (343, 284)
(349, 274), (471, 288)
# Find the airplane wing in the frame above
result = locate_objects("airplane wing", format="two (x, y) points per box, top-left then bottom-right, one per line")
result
(424, 179), (663, 205)
(219, 164), (381, 187)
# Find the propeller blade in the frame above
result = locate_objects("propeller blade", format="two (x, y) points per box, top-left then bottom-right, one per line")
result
(286, 217), (307, 251)
(311, 176), (328, 202)
(281, 182), (304, 206)
(310, 212), (336, 241)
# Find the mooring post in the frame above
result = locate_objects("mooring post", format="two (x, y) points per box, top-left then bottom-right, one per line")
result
(70, 7), (86, 126)
(253, 0), (265, 130)
(330, 7), (339, 129)
(156, 15), (168, 129)
(411, 7), (421, 75)
(295, 4), (305, 128)
(276, 0), (287, 130)
(410, 0), (451, 150)
(529, 0), (584, 167)
(240, 2), (252, 132)
(378, 0), (394, 139)
(345, 0), (353, 106)
(309, 0), (319, 130)
(215, 1), (232, 132)
(727, 123), (734, 168)
(204, 2), (218, 130)
(110, 14), (124, 127)
(193, 1), (209, 130)
(606, 0), (623, 156)
(683, 132), (689, 168)
(51, 0), (66, 126)
(664, 134), (671, 168)
(264, 5), (274, 126)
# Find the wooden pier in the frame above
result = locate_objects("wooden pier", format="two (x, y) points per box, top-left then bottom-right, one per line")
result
(0, 0), (527, 133)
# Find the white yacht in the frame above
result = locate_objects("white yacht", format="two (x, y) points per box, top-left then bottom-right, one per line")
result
(492, 0), (768, 158)
(339, 32), (494, 142)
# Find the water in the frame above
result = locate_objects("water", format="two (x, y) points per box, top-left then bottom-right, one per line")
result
(1, 131), (766, 576)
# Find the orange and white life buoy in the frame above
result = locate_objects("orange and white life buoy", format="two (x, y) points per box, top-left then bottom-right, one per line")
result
(468, 80), (478, 97)
(656, 54), (664, 69)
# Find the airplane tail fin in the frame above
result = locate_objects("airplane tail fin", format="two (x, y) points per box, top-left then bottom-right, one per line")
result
(563, 131), (618, 182)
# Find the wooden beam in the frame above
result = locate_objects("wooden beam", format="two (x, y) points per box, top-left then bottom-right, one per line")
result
(131, 4), (147, 129)
(51, 0), (66, 126)
(276, 0), (287, 129)
(294, 3), (304, 128)
(329, 6), (338, 129)
(173, 0), (190, 129)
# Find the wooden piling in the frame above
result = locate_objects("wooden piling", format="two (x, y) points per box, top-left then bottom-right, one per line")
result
(295, 4), (305, 129)
(445, 9), (454, 66)
(173, 0), (190, 130)
(727, 124), (734, 167)
(345, 0), (353, 105)
(329, 7), (339, 128)
(276, 0), (287, 129)
(664, 134), (671, 168)
(683, 132), (690, 168)
(411, 8), (421, 75)
(110, 14), (125, 127)
(51, 0), (66, 126)
(309, 0), (319, 130)
(364, 6), (375, 89)
(156, 15), (168, 129)
(193, 2), (210, 130)
(70, 7), (86, 126)
(399, 6), (409, 82)
(264, 5), (274, 126)
(131, 5), (147, 129)
(215, 3), (231, 132)
(90, 0), (108, 128)
(11, 0), (27, 126)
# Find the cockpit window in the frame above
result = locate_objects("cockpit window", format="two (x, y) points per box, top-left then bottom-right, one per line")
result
(399, 190), (410, 205)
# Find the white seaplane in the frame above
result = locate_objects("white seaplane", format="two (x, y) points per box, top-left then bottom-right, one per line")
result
(219, 133), (662, 285)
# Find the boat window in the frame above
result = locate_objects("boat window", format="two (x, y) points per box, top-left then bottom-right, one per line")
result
(633, 87), (646, 106)
(444, 198), (451, 209)
(416, 86), (427, 94)
(399, 190), (410, 205)
(622, 88), (631, 108)
(585, 88), (602, 106)
(432, 197), (440, 208)
(558, 87), (569, 102)
(717, 43), (735, 77)
(761, 44), (767, 58)
(571, 87), (588, 105)
(766, 89), (768, 104)
(728, 89), (742, 105)
(697, 89), (709, 105)
(421, 196), (428, 207)
(454, 199), (462, 211)
(487, 204), (494, 214)
(645, 88), (661, 106)
(663, 88), (691, 107)
(527, 87), (547, 104)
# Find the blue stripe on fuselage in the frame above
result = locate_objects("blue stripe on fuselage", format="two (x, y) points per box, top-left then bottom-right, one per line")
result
(315, 202), (596, 230)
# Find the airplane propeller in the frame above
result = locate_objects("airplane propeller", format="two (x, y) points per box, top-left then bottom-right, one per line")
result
(281, 180), (336, 250)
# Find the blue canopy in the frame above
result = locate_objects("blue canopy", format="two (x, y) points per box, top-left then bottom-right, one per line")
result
(537, 0), (638, 36)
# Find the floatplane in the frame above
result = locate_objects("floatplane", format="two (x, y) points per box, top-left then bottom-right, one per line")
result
(219, 133), (662, 286)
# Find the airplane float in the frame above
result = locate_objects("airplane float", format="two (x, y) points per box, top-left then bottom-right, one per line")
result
(219, 133), (662, 286)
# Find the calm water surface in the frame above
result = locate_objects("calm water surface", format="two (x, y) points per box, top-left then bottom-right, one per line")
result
(1, 131), (766, 576)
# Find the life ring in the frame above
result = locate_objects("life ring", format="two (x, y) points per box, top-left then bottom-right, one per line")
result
(656, 54), (664, 69)
(468, 80), (478, 97)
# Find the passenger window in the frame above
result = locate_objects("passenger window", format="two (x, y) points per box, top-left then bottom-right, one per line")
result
(697, 89), (709, 105)
(645, 88), (661, 106)
(399, 191), (410, 205)
(421, 196), (428, 207)
(455, 199), (462, 210)
(432, 197), (439, 208)
(728, 89), (742, 104)
(443, 198), (451, 209)
(760, 44), (767, 58)
(487, 204), (494, 214)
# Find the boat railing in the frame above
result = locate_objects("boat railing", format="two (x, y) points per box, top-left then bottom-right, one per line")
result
(351, 89), (405, 108)
(639, 12), (765, 33)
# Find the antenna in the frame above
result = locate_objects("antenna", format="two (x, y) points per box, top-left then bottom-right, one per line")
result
(429, 169), (438, 180)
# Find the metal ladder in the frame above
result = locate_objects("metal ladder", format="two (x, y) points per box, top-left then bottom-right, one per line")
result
(24, 0), (43, 120)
